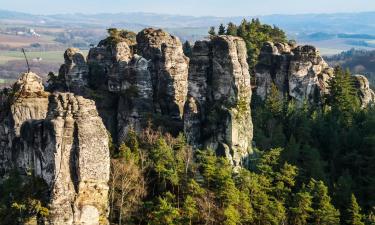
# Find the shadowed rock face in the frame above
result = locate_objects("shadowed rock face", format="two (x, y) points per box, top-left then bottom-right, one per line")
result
(184, 36), (253, 169)
(0, 73), (110, 225)
(255, 42), (333, 104)
(0, 72), (49, 176)
(59, 48), (89, 92)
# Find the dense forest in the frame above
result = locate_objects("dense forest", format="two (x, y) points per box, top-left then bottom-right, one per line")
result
(1, 20), (375, 225)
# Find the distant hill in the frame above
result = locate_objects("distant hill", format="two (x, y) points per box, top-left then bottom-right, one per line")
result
(2, 9), (375, 53)
(324, 49), (375, 87)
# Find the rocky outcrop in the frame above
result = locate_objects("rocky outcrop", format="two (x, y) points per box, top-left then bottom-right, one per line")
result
(0, 72), (49, 176)
(137, 28), (189, 121)
(254, 42), (375, 107)
(83, 28), (189, 142)
(184, 36), (253, 168)
(0, 73), (110, 224)
(59, 48), (89, 92)
(354, 74), (375, 107)
(255, 42), (333, 104)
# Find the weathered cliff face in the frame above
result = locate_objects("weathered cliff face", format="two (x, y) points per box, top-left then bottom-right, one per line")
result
(254, 42), (375, 107)
(0, 72), (49, 176)
(184, 36), (253, 168)
(82, 28), (189, 142)
(115, 55), (154, 143)
(137, 28), (189, 121)
(0, 73), (110, 225)
(354, 74), (375, 108)
(59, 48), (89, 92)
(255, 42), (333, 104)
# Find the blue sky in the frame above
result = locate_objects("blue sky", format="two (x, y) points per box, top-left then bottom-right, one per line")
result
(1, 0), (375, 16)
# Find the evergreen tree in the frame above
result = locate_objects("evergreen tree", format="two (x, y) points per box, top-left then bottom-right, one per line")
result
(208, 26), (216, 36)
(150, 192), (180, 225)
(308, 179), (340, 225)
(346, 194), (365, 225)
(183, 41), (192, 57)
(182, 195), (198, 225)
(218, 23), (226, 35)
(265, 83), (283, 117)
(226, 22), (238, 36)
(326, 66), (361, 125)
(289, 190), (314, 225)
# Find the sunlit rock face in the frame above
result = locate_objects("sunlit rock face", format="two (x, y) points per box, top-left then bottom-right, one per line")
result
(184, 35), (253, 169)
(0, 73), (110, 225)
(137, 28), (189, 121)
(353, 74), (375, 108)
(255, 42), (333, 104)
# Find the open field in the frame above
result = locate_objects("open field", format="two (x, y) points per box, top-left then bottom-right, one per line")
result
(0, 34), (56, 48)
(0, 50), (65, 64)
(0, 50), (88, 65)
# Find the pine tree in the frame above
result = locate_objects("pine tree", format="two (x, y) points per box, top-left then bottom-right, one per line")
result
(326, 66), (361, 125)
(182, 195), (198, 225)
(151, 192), (180, 225)
(226, 22), (237, 36)
(289, 190), (314, 225)
(265, 83), (283, 117)
(346, 194), (364, 225)
(208, 26), (216, 36)
(218, 23), (226, 35)
(308, 179), (340, 225)
(183, 41), (192, 57)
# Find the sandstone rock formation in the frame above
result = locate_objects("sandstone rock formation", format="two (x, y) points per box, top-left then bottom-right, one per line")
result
(255, 42), (333, 104)
(59, 48), (89, 92)
(354, 74), (375, 108)
(0, 73), (110, 225)
(0, 72), (49, 176)
(184, 36), (253, 168)
(83, 28), (189, 142)
(137, 28), (189, 121)
(255, 42), (375, 107)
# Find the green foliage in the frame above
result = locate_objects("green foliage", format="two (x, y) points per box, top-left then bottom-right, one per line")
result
(308, 179), (340, 225)
(208, 26), (216, 36)
(289, 190), (314, 225)
(183, 41), (192, 57)
(0, 172), (49, 224)
(326, 66), (361, 125)
(346, 194), (365, 225)
(149, 192), (180, 225)
(218, 18), (287, 70)
(101, 28), (137, 47)
(218, 23), (226, 35)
